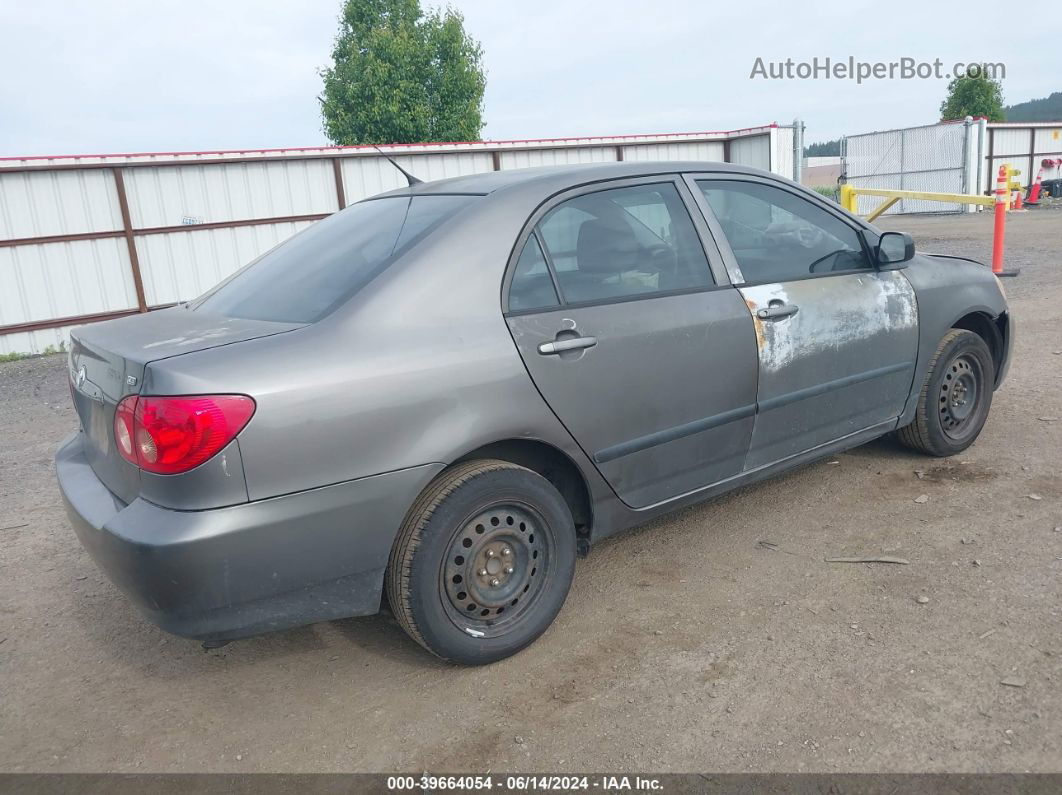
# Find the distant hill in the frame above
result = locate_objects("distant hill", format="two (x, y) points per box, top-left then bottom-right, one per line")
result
(1005, 92), (1062, 122)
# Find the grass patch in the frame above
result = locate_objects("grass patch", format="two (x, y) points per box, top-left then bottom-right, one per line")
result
(0, 343), (66, 363)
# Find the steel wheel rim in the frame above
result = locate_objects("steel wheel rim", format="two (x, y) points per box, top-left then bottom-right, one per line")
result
(439, 502), (552, 638)
(939, 353), (983, 439)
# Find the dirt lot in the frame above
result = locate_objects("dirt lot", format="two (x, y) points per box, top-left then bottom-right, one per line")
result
(1, 209), (1060, 774)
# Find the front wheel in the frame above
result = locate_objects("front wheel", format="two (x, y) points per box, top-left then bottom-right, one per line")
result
(897, 329), (996, 456)
(386, 459), (576, 665)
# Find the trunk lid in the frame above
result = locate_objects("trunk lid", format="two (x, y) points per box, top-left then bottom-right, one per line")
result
(68, 306), (300, 503)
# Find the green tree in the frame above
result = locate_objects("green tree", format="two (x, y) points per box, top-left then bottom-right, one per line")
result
(939, 71), (1005, 122)
(320, 0), (486, 145)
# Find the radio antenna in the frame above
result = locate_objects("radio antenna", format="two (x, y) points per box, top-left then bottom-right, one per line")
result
(373, 146), (422, 186)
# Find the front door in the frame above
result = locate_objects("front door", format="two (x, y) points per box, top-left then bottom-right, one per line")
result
(691, 176), (919, 470)
(504, 178), (759, 509)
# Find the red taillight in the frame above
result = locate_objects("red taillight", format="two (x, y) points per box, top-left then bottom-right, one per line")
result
(114, 394), (255, 475)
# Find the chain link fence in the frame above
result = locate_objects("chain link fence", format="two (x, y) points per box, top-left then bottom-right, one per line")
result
(842, 122), (973, 215)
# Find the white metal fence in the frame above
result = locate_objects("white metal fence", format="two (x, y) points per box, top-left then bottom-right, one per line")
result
(0, 124), (794, 356)
(984, 121), (1062, 193)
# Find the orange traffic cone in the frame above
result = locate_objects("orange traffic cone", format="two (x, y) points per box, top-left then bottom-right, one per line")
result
(1027, 166), (1044, 204)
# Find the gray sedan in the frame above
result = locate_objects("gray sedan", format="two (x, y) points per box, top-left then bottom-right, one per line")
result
(56, 162), (1012, 664)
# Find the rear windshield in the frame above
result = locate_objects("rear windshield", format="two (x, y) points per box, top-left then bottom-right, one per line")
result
(193, 195), (478, 323)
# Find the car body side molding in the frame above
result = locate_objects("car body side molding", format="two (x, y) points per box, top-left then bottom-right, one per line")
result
(757, 361), (914, 413)
(593, 403), (758, 464)
(592, 360), (914, 465)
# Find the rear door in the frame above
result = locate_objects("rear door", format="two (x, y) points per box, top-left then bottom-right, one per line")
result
(504, 177), (759, 509)
(688, 175), (918, 470)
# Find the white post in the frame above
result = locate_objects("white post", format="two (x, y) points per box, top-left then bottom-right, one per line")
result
(792, 118), (804, 184)
(962, 116), (977, 212)
(976, 117), (988, 203)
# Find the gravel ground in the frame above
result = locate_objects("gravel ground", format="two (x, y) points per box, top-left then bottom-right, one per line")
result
(0, 208), (1059, 773)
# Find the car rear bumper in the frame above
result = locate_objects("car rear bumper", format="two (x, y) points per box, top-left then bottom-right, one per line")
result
(56, 432), (443, 641)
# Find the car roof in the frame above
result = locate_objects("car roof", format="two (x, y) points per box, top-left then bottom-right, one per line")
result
(371, 160), (778, 200)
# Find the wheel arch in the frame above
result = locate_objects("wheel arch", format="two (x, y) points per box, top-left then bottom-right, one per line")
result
(951, 310), (1006, 383)
(452, 439), (593, 544)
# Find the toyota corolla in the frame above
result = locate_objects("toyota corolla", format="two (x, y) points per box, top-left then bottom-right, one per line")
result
(56, 162), (1012, 664)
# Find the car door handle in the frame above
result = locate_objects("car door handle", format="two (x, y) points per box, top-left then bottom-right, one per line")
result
(537, 336), (598, 355)
(756, 302), (799, 320)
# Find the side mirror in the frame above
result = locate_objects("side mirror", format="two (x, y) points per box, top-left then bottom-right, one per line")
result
(877, 231), (915, 269)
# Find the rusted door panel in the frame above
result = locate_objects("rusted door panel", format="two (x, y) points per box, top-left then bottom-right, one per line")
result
(738, 271), (918, 470)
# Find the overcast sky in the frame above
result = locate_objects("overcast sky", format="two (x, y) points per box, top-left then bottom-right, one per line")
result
(1, 0), (1058, 157)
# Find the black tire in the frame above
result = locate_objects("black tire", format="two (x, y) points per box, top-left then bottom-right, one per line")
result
(386, 459), (577, 665)
(897, 329), (996, 456)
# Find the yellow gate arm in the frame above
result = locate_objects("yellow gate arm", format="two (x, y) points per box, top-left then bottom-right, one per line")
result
(839, 185), (993, 222)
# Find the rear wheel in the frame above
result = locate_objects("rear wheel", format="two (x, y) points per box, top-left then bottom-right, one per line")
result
(897, 329), (995, 456)
(386, 459), (576, 664)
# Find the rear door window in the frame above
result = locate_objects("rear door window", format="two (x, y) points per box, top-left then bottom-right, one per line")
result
(509, 234), (560, 312)
(194, 195), (478, 323)
(533, 182), (712, 305)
